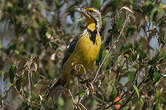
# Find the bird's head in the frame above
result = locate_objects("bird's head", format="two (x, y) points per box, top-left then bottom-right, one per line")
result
(76, 7), (102, 31)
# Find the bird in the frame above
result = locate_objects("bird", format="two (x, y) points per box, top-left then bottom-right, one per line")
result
(47, 7), (102, 97)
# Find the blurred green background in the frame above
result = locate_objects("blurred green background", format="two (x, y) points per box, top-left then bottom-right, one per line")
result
(0, 0), (166, 110)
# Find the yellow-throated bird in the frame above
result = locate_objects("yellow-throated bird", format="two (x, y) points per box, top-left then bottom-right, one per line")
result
(48, 7), (102, 97)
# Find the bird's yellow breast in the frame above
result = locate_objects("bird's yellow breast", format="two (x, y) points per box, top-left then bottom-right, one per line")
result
(62, 33), (101, 78)
(75, 34), (101, 68)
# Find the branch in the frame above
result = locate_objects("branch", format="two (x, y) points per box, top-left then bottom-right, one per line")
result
(68, 89), (87, 110)
(92, 14), (129, 84)
(119, 76), (149, 109)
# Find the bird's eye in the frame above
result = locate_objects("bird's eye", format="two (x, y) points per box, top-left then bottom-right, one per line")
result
(88, 10), (93, 13)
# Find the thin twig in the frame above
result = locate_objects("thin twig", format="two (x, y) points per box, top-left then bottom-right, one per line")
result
(92, 47), (110, 83)
(78, 103), (88, 110)
(92, 14), (129, 84)
(119, 77), (149, 109)
(68, 89), (77, 105)
(105, 92), (126, 109)
(68, 89), (87, 110)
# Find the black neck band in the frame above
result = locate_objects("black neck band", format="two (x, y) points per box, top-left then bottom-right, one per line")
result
(87, 29), (97, 44)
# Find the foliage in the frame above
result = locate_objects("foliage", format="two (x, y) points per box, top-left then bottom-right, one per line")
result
(0, 0), (166, 110)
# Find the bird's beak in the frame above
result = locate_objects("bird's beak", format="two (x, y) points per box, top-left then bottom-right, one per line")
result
(75, 8), (86, 15)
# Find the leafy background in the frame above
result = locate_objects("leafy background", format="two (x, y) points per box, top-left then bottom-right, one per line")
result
(0, 0), (166, 110)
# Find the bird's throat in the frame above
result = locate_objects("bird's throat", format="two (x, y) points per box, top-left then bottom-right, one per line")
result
(87, 23), (96, 32)
(87, 22), (97, 44)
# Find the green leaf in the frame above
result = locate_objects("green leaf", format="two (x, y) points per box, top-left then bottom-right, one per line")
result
(102, 50), (109, 70)
(7, 2), (13, 8)
(115, 17), (123, 32)
(139, 51), (147, 60)
(152, 71), (161, 84)
(142, 1), (154, 15)
(19, 44), (25, 54)
(128, 71), (136, 82)
(111, 0), (121, 11)
(96, 44), (106, 64)
(27, 27), (32, 34)
(133, 84), (140, 98)
(149, 67), (161, 84)
(153, 104), (162, 110)
(128, 0), (134, 4)
(124, 54), (129, 58)
(9, 65), (17, 83)
(132, 52), (137, 61)
(109, 17), (123, 35)
(138, 98), (144, 106)
(121, 43), (132, 54)
(5, 83), (13, 88)
(48, 27), (55, 36)
(151, 7), (158, 22)
(109, 89), (118, 101)
(155, 89), (162, 104)
(147, 87), (154, 96)
(16, 77), (23, 90)
(0, 44), (2, 49)
(75, 91), (86, 97)
(57, 97), (64, 106)
(92, 0), (100, 9)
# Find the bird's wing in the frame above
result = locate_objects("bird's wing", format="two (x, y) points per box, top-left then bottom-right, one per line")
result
(62, 35), (80, 69)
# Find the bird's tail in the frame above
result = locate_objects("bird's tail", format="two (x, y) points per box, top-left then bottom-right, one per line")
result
(46, 79), (65, 99)
(46, 70), (70, 99)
